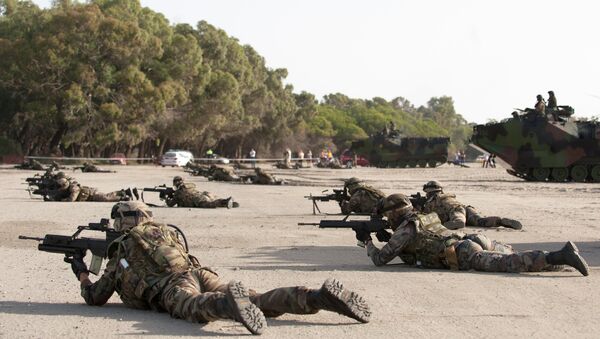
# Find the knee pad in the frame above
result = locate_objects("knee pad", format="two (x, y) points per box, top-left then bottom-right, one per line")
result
(462, 234), (494, 251)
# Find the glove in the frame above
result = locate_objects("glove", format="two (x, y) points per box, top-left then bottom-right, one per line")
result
(354, 229), (372, 243)
(376, 229), (392, 242)
(65, 253), (88, 280)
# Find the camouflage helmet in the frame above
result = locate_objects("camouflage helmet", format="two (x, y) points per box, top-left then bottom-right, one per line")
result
(55, 171), (67, 179)
(111, 201), (153, 232)
(423, 180), (443, 193)
(56, 178), (70, 189)
(344, 177), (362, 186)
(376, 193), (413, 222)
(344, 177), (364, 194)
(173, 175), (184, 187)
(548, 90), (554, 95)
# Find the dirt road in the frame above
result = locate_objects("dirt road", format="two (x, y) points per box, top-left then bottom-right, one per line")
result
(1, 164), (599, 338)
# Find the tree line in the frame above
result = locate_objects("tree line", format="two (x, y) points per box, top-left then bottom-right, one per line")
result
(0, 0), (472, 159)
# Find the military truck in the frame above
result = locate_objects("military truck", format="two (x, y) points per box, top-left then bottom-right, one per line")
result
(471, 106), (600, 182)
(349, 132), (450, 168)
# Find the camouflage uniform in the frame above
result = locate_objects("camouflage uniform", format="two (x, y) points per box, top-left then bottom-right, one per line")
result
(547, 91), (557, 109)
(252, 168), (284, 185)
(51, 181), (130, 202)
(17, 159), (45, 170)
(422, 193), (491, 228)
(209, 166), (240, 182)
(362, 194), (588, 276)
(421, 181), (522, 230)
(166, 183), (231, 208)
(82, 162), (100, 172)
(340, 182), (385, 215)
(369, 212), (552, 272)
(81, 221), (369, 325)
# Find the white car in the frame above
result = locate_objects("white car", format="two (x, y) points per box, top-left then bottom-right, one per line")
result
(160, 150), (194, 167)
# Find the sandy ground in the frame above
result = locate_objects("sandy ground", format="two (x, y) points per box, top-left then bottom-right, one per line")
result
(1, 164), (599, 338)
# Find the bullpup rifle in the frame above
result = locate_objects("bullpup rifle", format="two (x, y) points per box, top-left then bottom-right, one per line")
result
(142, 184), (175, 202)
(298, 214), (388, 247)
(18, 218), (120, 275)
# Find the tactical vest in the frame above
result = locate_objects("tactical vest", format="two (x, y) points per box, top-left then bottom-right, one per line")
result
(110, 222), (194, 309)
(356, 185), (385, 199)
(399, 213), (463, 269)
(76, 186), (95, 201)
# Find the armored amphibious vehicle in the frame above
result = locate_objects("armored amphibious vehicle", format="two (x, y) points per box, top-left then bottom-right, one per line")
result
(471, 106), (600, 182)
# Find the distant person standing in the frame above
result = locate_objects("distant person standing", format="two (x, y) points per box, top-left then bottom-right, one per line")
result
(534, 94), (546, 115)
(284, 148), (292, 167)
(547, 90), (557, 109)
(306, 150), (313, 167)
(547, 90), (558, 121)
(489, 154), (496, 168)
(249, 148), (256, 168)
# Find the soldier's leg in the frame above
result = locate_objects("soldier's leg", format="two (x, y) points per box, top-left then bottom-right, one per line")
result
(89, 190), (129, 202)
(462, 234), (514, 254)
(160, 271), (266, 334)
(462, 241), (588, 275)
(467, 206), (522, 230)
(196, 198), (233, 208)
(444, 206), (467, 229)
(250, 278), (370, 323)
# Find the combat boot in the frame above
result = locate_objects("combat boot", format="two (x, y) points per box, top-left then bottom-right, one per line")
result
(217, 281), (267, 335)
(219, 197), (233, 209)
(132, 187), (140, 200)
(477, 216), (501, 228)
(307, 278), (371, 323)
(546, 241), (589, 276)
(499, 218), (522, 230)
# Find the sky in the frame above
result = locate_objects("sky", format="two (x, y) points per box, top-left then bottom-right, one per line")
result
(32, 0), (600, 123)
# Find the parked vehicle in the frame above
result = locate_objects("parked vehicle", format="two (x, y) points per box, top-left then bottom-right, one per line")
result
(109, 153), (127, 165)
(340, 149), (370, 167)
(160, 150), (194, 167)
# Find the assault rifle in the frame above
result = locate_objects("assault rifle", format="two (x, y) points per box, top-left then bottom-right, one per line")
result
(298, 214), (388, 247)
(409, 192), (428, 211)
(28, 187), (54, 200)
(18, 218), (120, 275)
(184, 164), (211, 177)
(304, 189), (349, 214)
(142, 184), (175, 202)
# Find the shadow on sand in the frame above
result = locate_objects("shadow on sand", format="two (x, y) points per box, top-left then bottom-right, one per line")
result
(235, 241), (600, 274)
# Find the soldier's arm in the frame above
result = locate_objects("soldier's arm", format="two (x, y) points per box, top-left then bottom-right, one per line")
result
(64, 185), (79, 202)
(79, 255), (117, 306)
(365, 222), (416, 266)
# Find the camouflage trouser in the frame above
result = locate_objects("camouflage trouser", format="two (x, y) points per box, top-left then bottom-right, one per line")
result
(89, 190), (128, 202)
(159, 268), (317, 323)
(190, 193), (227, 208)
(465, 206), (484, 226)
(462, 233), (514, 253)
(446, 206), (500, 229)
(454, 239), (548, 272)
